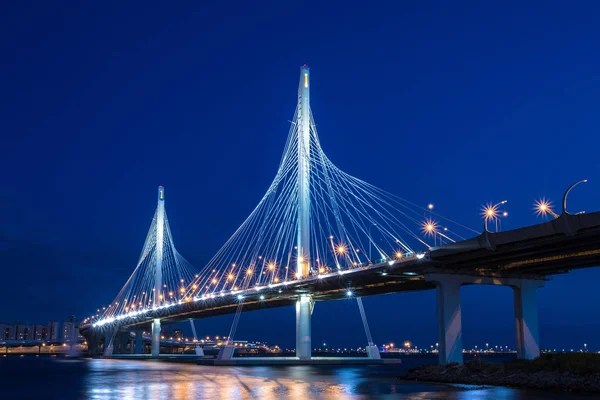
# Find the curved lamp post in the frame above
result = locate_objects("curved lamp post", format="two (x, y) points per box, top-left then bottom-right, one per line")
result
(562, 179), (587, 215)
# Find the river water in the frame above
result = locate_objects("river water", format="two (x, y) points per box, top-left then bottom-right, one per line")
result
(0, 355), (594, 399)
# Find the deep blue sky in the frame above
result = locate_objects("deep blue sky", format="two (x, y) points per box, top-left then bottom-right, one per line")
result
(2, 1), (600, 350)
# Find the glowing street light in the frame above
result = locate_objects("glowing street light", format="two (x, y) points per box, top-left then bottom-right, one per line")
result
(534, 198), (559, 219)
(482, 200), (507, 232)
(422, 219), (437, 236)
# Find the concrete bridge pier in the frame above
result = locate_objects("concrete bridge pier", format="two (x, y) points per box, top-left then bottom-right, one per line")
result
(134, 329), (143, 354)
(85, 331), (99, 355)
(296, 294), (313, 359)
(513, 280), (543, 360)
(103, 330), (115, 356)
(430, 274), (464, 364)
(114, 331), (130, 354)
(425, 273), (544, 365)
(151, 319), (161, 357)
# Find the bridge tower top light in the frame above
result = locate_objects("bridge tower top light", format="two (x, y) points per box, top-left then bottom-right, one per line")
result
(158, 186), (165, 202)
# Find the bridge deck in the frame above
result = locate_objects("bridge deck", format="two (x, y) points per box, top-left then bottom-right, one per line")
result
(82, 211), (600, 336)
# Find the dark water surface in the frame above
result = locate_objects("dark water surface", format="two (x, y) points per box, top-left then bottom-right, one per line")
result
(0, 355), (594, 399)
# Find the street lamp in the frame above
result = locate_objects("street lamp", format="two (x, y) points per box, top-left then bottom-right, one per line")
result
(498, 211), (508, 231)
(563, 179), (588, 215)
(482, 200), (507, 232)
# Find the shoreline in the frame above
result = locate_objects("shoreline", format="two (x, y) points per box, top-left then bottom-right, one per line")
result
(400, 355), (600, 393)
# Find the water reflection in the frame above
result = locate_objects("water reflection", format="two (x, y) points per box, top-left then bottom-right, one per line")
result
(0, 356), (587, 399)
(78, 359), (583, 400)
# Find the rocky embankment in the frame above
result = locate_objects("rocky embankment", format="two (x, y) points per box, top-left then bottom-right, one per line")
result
(401, 354), (600, 392)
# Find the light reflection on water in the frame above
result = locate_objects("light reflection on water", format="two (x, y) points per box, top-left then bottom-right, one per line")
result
(0, 357), (592, 399)
(81, 359), (573, 400)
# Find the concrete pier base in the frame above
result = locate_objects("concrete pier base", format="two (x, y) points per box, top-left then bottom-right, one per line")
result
(103, 331), (115, 357)
(151, 319), (161, 357)
(366, 345), (381, 359)
(216, 345), (235, 360)
(296, 294), (313, 360)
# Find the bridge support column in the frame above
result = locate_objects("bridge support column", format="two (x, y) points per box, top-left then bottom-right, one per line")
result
(151, 319), (161, 357)
(103, 330), (115, 357)
(426, 273), (545, 365)
(88, 331), (101, 356)
(432, 274), (464, 365)
(134, 329), (143, 354)
(513, 280), (543, 360)
(296, 294), (313, 359)
(114, 332), (126, 354)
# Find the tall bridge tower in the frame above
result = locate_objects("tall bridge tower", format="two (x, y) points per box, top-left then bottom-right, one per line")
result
(297, 65), (311, 278)
(296, 65), (313, 359)
(152, 186), (165, 356)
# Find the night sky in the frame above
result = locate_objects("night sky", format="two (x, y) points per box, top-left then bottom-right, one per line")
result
(2, 1), (600, 350)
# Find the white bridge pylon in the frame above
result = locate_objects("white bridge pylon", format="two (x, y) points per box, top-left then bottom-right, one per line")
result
(86, 66), (477, 360)
(180, 66), (475, 359)
(93, 186), (197, 324)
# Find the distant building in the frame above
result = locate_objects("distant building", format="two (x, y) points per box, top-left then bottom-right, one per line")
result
(0, 324), (14, 340)
(48, 321), (60, 340)
(33, 324), (48, 340)
(0, 318), (82, 342)
(62, 316), (83, 342)
(15, 325), (34, 340)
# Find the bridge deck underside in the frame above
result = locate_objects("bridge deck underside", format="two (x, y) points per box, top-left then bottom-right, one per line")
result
(156, 277), (433, 327)
(430, 227), (600, 276)
(82, 261), (434, 334)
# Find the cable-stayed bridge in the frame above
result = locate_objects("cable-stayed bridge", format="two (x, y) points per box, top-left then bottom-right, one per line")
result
(80, 66), (600, 365)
